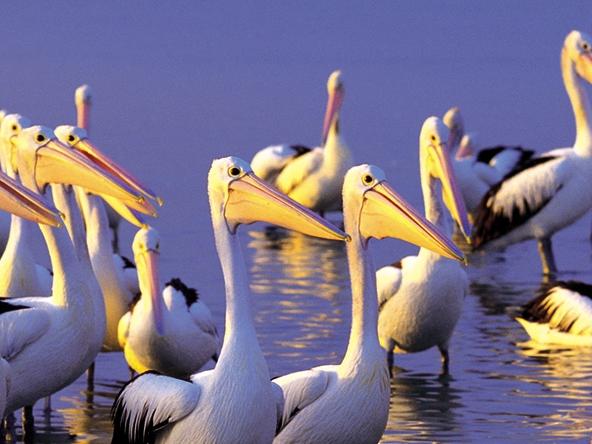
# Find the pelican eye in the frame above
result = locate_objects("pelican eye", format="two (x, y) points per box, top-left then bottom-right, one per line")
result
(68, 135), (76, 143)
(583, 42), (590, 51)
(362, 174), (374, 186)
(430, 135), (437, 142)
(228, 166), (241, 177)
(36, 134), (46, 143)
(11, 125), (17, 131)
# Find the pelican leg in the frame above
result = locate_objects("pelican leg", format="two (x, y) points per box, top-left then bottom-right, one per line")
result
(111, 227), (119, 254)
(438, 346), (450, 376)
(537, 237), (557, 276)
(387, 350), (394, 378)
(87, 361), (95, 388)
(43, 396), (51, 413)
(22, 406), (34, 443)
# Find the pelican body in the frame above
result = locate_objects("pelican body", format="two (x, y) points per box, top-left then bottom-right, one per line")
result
(117, 227), (219, 378)
(377, 117), (470, 373)
(472, 30), (592, 275)
(111, 157), (347, 444)
(252, 70), (353, 213)
(273, 164), (464, 443)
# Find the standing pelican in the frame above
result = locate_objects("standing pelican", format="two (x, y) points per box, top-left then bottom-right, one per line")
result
(0, 126), (146, 414)
(273, 164), (464, 443)
(376, 117), (470, 374)
(252, 70), (353, 213)
(111, 157), (347, 443)
(516, 281), (592, 345)
(117, 226), (219, 378)
(472, 30), (592, 274)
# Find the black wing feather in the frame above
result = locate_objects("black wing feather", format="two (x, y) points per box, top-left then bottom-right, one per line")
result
(472, 156), (558, 249)
(165, 278), (199, 307)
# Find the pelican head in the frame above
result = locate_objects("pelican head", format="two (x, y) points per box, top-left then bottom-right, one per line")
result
(75, 84), (92, 130)
(322, 70), (345, 145)
(342, 164), (464, 261)
(14, 126), (142, 205)
(420, 117), (471, 241)
(564, 30), (592, 83)
(442, 106), (467, 156)
(132, 226), (163, 335)
(54, 125), (160, 222)
(0, 114), (32, 174)
(208, 156), (348, 241)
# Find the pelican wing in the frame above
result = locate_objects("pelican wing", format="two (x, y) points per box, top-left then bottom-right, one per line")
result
(117, 311), (132, 349)
(111, 371), (200, 444)
(519, 281), (592, 336)
(251, 144), (313, 182)
(34, 264), (53, 295)
(114, 254), (140, 297)
(376, 256), (417, 310)
(486, 146), (535, 177)
(274, 148), (323, 195)
(472, 155), (562, 248)
(0, 302), (50, 361)
(273, 366), (333, 434)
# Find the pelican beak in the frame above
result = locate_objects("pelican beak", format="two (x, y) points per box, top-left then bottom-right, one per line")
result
(0, 172), (61, 226)
(432, 141), (471, 241)
(142, 248), (164, 336)
(102, 194), (148, 228)
(225, 172), (348, 241)
(72, 139), (162, 206)
(34, 139), (149, 210)
(321, 84), (344, 146)
(361, 181), (464, 262)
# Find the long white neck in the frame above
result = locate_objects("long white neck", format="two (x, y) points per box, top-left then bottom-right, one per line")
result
(322, 116), (350, 172)
(212, 216), (264, 368)
(562, 48), (592, 155)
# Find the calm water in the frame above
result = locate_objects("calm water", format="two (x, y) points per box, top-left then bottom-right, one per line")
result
(2, 2), (592, 443)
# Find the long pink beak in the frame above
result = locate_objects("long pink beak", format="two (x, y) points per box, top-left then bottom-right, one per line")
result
(321, 85), (344, 146)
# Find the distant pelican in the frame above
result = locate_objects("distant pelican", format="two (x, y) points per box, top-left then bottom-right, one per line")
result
(117, 226), (220, 378)
(376, 117), (469, 374)
(516, 281), (592, 346)
(252, 70), (353, 213)
(472, 30), (592, 275)
(111, 157), (347, 443)
(273, 164), (464, 443)
(443, 106), (533, 212)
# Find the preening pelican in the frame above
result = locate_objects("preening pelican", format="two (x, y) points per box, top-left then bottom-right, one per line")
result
(252, 70), (353, 213)
(0, 126), (144, 413)
(472, 30), (592, 274)
(443, 106), (534, 212)
(111, 157), (347, 444)
(376, 117), (469, 374)
(117, 226), (220, 378)
(273, 164), (464, 443)
(516, 281), (592, 346)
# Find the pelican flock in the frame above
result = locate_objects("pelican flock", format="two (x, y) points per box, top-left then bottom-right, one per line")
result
(0, 27), (590, 444)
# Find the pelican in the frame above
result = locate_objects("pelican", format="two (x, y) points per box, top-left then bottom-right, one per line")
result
(516, 281), (592, 346)
(472, 30), (592, 275)
(376, 117), (470, 374)
(111, 157), (347, 443)
(0, 125), (145, 414)
(0, 114), (53, 298)
(443, 106), (534, 212)
(273, 164), (464, 443)
(55, 123), (157, 351)
(117, 226), (220, 378)
(252, 70), (353, 213)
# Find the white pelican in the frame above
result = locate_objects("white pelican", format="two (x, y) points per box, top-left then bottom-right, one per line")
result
(273, 164), (464, 443)
(376, 117), (470, 374)
(55, 124), (156, 351)
(0, 114), (53, 298)
(472, 30), (592, 274)
(516, 280), (592, 346)
(117, 226), (220, 378)
(0, 126), (145, 413)
(111, 156), (347, 443)
(252, 70), (353, 213)
(443, 106), (534, 212)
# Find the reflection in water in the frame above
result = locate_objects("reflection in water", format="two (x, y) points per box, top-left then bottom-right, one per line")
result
(246, 227), (350, 374)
